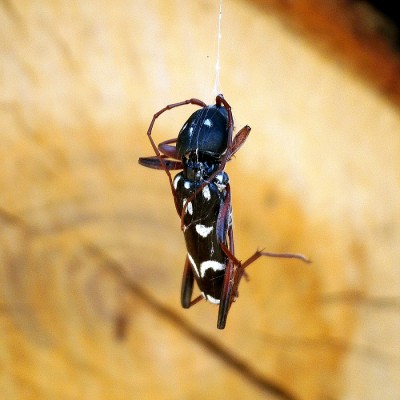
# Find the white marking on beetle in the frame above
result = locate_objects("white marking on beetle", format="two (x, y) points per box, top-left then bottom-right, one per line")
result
(202, 185), (211, 200)
(184, 181), (191, 190)
(215, 174), (226, 192)
(216, 173), (224, 183)
(216, 183), (226, 192)
(189, 126), (194, 136)
(173, 175), (181, 190)
(200, 260), (225, 278)
(187, 253), (200, 277)
(203, 118), (212, 127)
(183, 198), (193, 215)
(195, 224), (213, 238)
(206, 294), (220, 304)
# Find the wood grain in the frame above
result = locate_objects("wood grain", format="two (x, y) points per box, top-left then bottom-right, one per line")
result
(1, 1), (399, 399)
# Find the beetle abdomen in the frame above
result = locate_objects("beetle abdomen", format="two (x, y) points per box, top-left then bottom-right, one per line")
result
(173, 171), (230, 302)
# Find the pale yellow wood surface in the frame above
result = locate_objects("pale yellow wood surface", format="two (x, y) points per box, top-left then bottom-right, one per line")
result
(1, 1), (399, 400)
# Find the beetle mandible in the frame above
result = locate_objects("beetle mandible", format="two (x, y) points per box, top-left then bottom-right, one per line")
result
(139, 94), (310, 329)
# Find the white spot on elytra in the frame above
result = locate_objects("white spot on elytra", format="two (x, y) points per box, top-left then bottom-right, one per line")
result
(195, 224), (213, 237)
(184, 181), (191, 189)
(215, 174), (226, 192)
(202, 185), (211, 200)
(203, 119), (212, 127)
(216, 183), (226, 192)
(206, 294), (220, 304)
(187, 253), (199, 277)
(200, 260), (225, 278)
(183, 198), (193, 215)
(173, 175), (181, 190)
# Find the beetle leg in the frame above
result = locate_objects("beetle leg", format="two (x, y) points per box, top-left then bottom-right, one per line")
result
(139, 138), (182, 170)
(241, 249), (311, 269)
(217, 228), (240, 329)
(158, 138), (179, 159)
(217, 258), (235, 329)
(214, 183), (238, 329)
(138, 155), (183, 170)
(144, 98), (206, 214)
(215, 94), (234, 149)
(228, 125), (251, 160)
(215, 184), (310, 329)
(216, 183), (232, 244)
(217, 245), (311, 329)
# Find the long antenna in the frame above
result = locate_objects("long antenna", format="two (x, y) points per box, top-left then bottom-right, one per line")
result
(212, 0), (223, 96)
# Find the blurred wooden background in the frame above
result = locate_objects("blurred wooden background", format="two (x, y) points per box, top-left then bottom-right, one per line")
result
(1, 1), (399, 399)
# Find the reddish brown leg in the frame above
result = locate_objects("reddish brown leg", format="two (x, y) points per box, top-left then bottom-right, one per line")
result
(145, 98), (206, 213)
(158, 138), (179, 158)
(139, 138), (183, 170)
(214, 184), (237, 329)
(217, 228), (238, 329)
(138, 155), (183, 170)
(216, 196), (310, 330)
(217, 259), (235, 329)
(241, 250), (311, 269)
(217, 243), (311, 329)
(228, 125), (251, 159)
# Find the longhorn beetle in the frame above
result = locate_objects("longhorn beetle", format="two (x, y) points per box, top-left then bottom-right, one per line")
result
(139, 94), (310, 329)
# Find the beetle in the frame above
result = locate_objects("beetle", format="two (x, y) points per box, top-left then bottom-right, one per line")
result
(139, 94), (310, 329)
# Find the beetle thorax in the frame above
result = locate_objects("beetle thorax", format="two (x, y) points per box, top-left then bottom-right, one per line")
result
(183, 150), (221, 180)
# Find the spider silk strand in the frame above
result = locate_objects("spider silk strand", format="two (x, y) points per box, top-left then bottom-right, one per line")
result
(212, 0), (223, 96)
